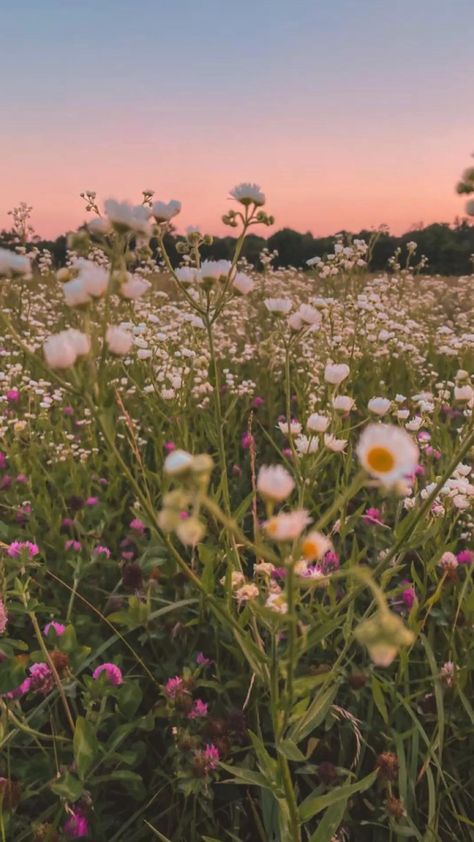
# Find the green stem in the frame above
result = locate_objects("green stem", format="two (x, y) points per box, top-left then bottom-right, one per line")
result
(205, 314), (231, 515)
(26, 605), (75, 734)
(285, 561), (297, 729)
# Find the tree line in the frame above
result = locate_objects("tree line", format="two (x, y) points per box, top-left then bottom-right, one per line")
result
(1, 219), (474, 275)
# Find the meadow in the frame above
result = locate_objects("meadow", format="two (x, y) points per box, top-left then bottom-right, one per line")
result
(0, 185), (473, 842)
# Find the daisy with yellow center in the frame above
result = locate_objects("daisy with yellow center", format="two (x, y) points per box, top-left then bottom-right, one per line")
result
(357, 423), (419, 487)
(264, 510), (311, 542)
(301, 530), (332, 561)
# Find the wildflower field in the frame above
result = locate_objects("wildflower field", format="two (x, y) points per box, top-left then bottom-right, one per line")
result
(0, 185), (473, 842)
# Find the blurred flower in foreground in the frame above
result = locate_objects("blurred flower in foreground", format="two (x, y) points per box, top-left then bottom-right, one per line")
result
(355, 608), (415, 666)
(357, 423), (419, 487)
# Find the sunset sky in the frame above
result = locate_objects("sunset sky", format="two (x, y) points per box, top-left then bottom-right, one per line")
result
(1, 0), (473, 239)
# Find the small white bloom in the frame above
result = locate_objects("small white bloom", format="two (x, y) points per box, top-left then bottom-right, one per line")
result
(198, 260), (232, 283)
(257, 465), (295, 501)
(307, 413), (329, 433)
(175, 267), (198, 285)
(324, 363), (350, 385)
(332, 395), (355, 413)
(288, 313), (304, 331)
(220, 571), (245, 589)
(230, 182), (265, 206)
(452, 495), (469, 510)
(295, 434), (319, 455)
(278, 420), (302, 436)
(104, 199), (151, 235)
(454, 385), (474, 402)
(368, 397), (391, 416)
(151, 199), (181, 222)
(264, 297), (292, 315)
(0, 248), (31, 277)
(324, 434), (348, 452)
(405, 417), (423, 432)
(43, 329), (90, 369)
(88, 217), (112, 236)
(265, 592), (288, 614)
(106, 326), (133, 355)
(120, 275), (151, 299)
(164, 449), (194, 476)
(235, 583), (260, 603)
(233, 271), (254, 295)
(62, 278), (90, 307)
(297, 303), (321, 327)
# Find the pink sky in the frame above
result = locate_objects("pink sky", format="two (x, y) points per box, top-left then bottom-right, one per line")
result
(1, 0), (472, 240)
(0, 121), (469, 240)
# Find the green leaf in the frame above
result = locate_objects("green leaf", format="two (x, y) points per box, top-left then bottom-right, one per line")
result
(309, 798), (349, 841)
(117, 681), (143, 717)
(50, 770), (83, 801)
(91, 770), (143, 783)
(288, 683), (338, 743)
(248, 731), (278, 779)
(219, 762), (273, 791)
(278, 739), (306, 762)
(73, 716), (99, 780)
(371, 676), (389, 724)
(299, 769), (378, 822)
(198, 543), (216, 594)
(0, 657), (27, 694)
(143, 821), (173, 841)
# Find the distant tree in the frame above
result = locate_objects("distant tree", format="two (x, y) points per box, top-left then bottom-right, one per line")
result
(3, 218), (474, 275)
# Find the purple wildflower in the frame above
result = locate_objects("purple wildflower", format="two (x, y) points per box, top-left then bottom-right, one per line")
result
(4, 677), (32, 700)
(363, 507), (384, 526)
(401, 583), (416, 610)
(129, 517), (146, 534)
(63, 809), (89, 838)
(7, 541), (39, 559)
(457, 549), (473, 565)
(92, 663), (123, 685)
(164, 676), (184, 699)
(188, 699), (208, 719)
(321, 551), (340, 572)
(241, 432), (254, 450)
(6, 389), (20, 404)
(44, 621), (66, 637)
(196, 652), (212, 667)
(29, 663), (55, 695)
(201, 743), (220, 771)
(93, 545), (111, 559)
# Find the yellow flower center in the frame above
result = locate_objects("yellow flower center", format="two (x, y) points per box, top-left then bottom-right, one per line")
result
(366, 446), (396, 474)
(265, 518), (277, 536)
(302, 538), (320, 559)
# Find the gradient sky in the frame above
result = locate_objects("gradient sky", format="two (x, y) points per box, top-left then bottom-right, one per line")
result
(1, 0), (473, 239)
